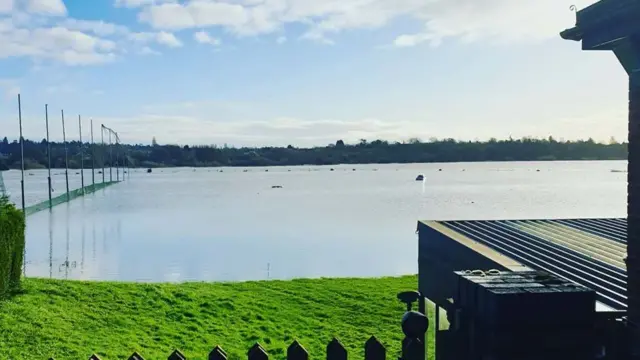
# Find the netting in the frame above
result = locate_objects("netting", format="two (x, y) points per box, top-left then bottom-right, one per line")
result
(0, 171), (5, 197)
(23, 181), (119, 216)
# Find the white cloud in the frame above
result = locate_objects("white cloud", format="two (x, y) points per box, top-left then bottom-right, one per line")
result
(139, 2), (249, 31)
(0, 79), (20, 100)
(394, 0), (596, 47)
(0, 0), (13, 13)
(276, 35), (286, 44)
(156, 31), (182, 47)
(25, 0), (66, 16)
(129, 31), (183, 48)
(98, 114), (426, 146)
(194, 31), (221, 46)
(114, 0), (175, 8)
(61, 19), (130, 36)
(139, 46), (161, 55)
(133, 0), (595, 46)
(0, 26), (117, 65)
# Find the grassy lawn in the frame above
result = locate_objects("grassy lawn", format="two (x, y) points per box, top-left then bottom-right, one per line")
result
(0, 276), (434, 360)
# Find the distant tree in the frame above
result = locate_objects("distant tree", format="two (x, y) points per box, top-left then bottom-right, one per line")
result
(0, 135), (628, 169)
(609, 136), (618, 145)
(152, 137), (158, 146)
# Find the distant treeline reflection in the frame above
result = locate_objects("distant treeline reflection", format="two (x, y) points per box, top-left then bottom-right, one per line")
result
(0, 136), (627, 170)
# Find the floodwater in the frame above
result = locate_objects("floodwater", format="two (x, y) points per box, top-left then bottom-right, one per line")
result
(3, 161), (628, 282)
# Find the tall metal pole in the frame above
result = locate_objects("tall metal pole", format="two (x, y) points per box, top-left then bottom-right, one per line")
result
(115, 132), (120, 182)
(109, 130), (113, 182)
(18, 94), (25, 276)
(18, 94), (25, 215)
(101, 125), (105, 184)
(78, 115), (84, 192)
(90, 119), (95, 187)
(45, 104), (52, 209)
(61, 110), (69, 200)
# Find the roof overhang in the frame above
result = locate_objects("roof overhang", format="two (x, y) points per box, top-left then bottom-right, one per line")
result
(560, 0), (640, 74)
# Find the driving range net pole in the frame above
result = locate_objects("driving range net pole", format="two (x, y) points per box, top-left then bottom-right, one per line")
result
(101, 125), (105, 184)
(79, 115), (84, 193)
(91, 119), (95, 187)
(61, 110), (69, 201)
(45, 104), (52, 209)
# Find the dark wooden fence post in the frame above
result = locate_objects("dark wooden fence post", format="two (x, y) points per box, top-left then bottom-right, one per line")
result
(287, 340), (309, 360)
(397, 291), (429, 360)
(327, 338), (348, 360)
(248, 343), (269, 360)
(364, 336), (386, 360)
(168, 349), (186, 360)
(128, 352), (144, 360)
(209, 346), (228, 360)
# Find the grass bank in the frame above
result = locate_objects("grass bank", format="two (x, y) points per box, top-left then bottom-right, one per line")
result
(0, 276), (433, 360)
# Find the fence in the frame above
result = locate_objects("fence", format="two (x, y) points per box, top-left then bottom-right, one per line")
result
(5, 94), (129, 216)
(24, 181), (119, 216)
(49, 292), (430, 360)
(51, 337), (405, 360)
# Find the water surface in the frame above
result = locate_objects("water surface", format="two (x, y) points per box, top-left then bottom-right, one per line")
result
(12, 161), (627, 282)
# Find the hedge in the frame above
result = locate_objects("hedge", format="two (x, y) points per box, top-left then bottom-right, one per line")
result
(0, 196), (25, 297)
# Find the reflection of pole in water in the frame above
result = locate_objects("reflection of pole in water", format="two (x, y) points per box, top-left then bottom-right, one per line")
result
(102, 226), (107, 254)
(117, 219), (122, 244)
(92, 224), (96, 263)
(48, 210), (54, 279)
(65, 207), (70, 280)
(81, 221), (86, 274)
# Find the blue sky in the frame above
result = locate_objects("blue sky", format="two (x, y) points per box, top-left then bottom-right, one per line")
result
(0, 0), (631, 147)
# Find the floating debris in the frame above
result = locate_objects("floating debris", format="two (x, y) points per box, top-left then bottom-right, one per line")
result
(271, 185), (283, 189)
(416, 174), (424, 181)
(353, 169), (356, 171)
(330, 168), (335, 171)
(438, 169), (442, 172)
(147, 168), (152, 173)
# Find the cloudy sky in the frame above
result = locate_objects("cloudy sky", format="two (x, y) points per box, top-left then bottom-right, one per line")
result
(0, 0), (631, 147)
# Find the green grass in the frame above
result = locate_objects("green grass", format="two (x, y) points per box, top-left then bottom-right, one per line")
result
(0, 276), (434, 360)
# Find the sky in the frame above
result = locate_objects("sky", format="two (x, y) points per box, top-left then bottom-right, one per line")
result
(0, 0), (632, 147)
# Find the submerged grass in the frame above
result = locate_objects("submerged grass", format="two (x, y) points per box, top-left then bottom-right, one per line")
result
(0, 276), (434, 360)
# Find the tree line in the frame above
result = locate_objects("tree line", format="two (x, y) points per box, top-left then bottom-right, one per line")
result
(0, 136), (627, 170)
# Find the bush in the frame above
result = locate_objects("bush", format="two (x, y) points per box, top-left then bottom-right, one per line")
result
(0, 196), (25, 296)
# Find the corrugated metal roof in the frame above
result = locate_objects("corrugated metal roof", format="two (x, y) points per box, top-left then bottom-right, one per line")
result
(435, 218), (627, 311)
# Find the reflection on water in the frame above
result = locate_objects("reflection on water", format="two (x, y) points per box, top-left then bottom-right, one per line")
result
(24, 161), (628, 283)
